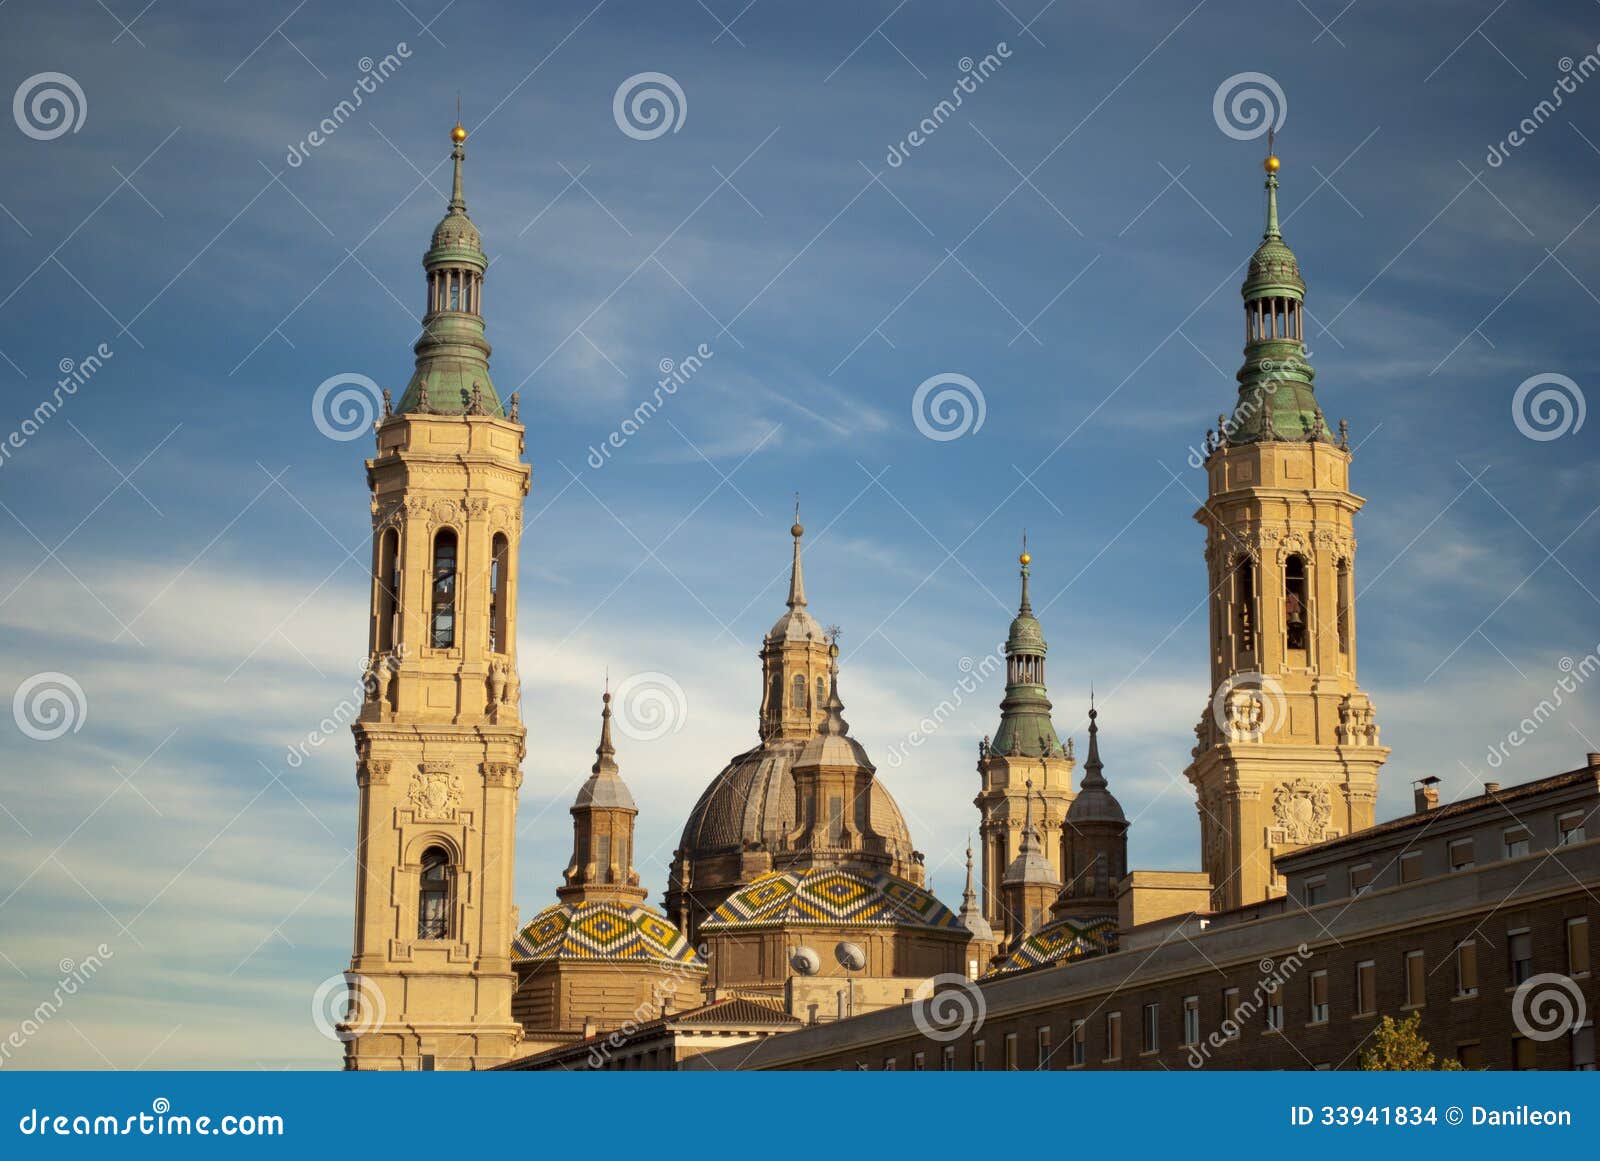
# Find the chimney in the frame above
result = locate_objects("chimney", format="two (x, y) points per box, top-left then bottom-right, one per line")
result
(582, 1016), (595, 1038)
(1413, 776), (1441, 813)
(1484, 781), (1500, 795)
(1587, 752), (1600, 770)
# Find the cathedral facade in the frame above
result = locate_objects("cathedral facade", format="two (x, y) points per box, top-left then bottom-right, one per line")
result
(339, 127), (1400, 1070)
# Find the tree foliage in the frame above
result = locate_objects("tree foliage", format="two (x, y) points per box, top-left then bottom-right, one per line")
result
(1360, 1011), (1462, 1071)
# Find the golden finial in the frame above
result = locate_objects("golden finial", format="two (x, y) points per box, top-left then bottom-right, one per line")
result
(452, 94), (467, 143)
(1263, 127), (1279, 172)
(1019, 529), (1031, 567)
(791, 493), (803, 539)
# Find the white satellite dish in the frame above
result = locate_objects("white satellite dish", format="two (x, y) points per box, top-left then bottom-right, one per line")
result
(834, 941), (866, 971)
(790, 946), (821, 976)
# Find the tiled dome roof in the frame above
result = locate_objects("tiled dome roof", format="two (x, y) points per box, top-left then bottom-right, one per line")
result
(511, 901), (703, 967)
(985, 913), (1117, 977)
(701, 868), (963, 932)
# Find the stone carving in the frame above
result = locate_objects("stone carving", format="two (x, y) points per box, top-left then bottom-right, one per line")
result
(1272, 779), (1332, 844)
(408, 765), (462, 820)
(487, 661), (507, 708)
(359, 759), (392, 787)
(1336, 692), (1380, 746)
(1222, 688), (1265, 743)
(482, 761), (521, 790)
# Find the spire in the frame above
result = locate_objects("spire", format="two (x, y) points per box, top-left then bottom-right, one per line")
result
(787, 500), (807, 609)
(448, 107), (468, 215)
(991, 542), (1063, 759)
(593, 686), (617, 777)
(957, 839), (995, 942)
(1003, 779), (1058, 885)
(561, 686), (644, 904)
(1262, 129), (1281, 240)
(817, 637), (849, 737)
(1082, 691), (1107, 791)
(1018, 532), (1033, 615)
(1066, 692), (1125, 824)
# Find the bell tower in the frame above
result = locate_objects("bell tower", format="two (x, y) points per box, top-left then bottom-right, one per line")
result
(344, 120), (530, 1070)
(1184, 146), (1388, 912)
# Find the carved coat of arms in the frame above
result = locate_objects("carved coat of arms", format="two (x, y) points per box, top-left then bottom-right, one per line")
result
(1272, 779), (1332, 844)
(408, 766), (462, 820)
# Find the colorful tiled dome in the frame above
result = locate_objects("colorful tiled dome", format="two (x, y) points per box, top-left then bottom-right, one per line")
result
(986, 914), (1118, 977)
(700, 867), (963, 932)
(511, 901), (702, 966)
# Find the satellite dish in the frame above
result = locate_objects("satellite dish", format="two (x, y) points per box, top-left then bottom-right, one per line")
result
(790, 946), (821, 976)
(834, 941), (867, 972)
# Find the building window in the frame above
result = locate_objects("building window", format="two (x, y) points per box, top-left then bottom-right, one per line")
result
(1509, 929), (1534, 986)
(1105, 1012), (1122, 1061)
(911, 1051), (924, 1071)
(1558, 811), (1587, 846)
(1183, 996), (1200, 1046)
(419, 1053), (435, 1071)
(1071, 1019), (1087, 1066)
(973, 1040), (986, 1070)
(1283, 554), (1308, 652)
(1336, 557), (1351, 655)
(1036, 1026), (1052, 1068)
(790, 674), (806, 710)
(1503, 826), (1531, 859)
(941, 1045), (955, 1070)
(1512, 1036), (1536, 1070)
(882, 1056), (895, 1071)
(1400, 851), (1423, 883)
(815, 675), (825, 707)
(1449, 838), (1475, 871)
(1456, 1042), (1483, 1070)
(1265, 996), (1284, 1032)
(375, 528), (400, 654)
(417, 846), (451, 940)
(1235, 559), (1256, 656)
(429, 529), (458, 649)
(1310, 971), (1329, 1023)
(488, 532), (510, 653)
(1568, 917), (1591, 976)
(1142, 1003), (1160, 1053)
(1355, 961), (1377, 1015)
(1222, 988), (1241, 1038)
(1304, 876), (1326, 906)
(1573, 1023), (1596, 1071)
(1004, 1033), (1018, 1071)
(1349, 863), (1374, 896)
(1405, 951), (1426, 1008)
(1456, 940), (1479, 996)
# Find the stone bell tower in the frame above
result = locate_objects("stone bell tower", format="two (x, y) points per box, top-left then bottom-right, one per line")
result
(344, 120), (530, 1070)
(1184, 146), (1388, 912)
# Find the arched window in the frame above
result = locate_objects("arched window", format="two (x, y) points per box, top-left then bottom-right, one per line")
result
(376, 528), (399, 653)
(418, 847), (452, 940)
(1336, 557), (1351, 655)
(816, 675), (826, 707)
(791, 674), (807, 710)
(430, 529), (457, 649)
(489, 532), (510, 653)
(1284, 555), (1308, 652)
(1235, 559), (1256, 655)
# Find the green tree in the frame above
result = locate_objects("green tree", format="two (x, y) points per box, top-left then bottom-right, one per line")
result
(1360, 1011), (1462, 1071)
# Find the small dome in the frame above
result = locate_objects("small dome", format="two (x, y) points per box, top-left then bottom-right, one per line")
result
(1067, 785), (1125, 824)
(574, 769), (635, 810)
(766, 604), (825, 644)
(985, 913), (1118, 977)
(430, 210), (482, 255)
(512, 901), (702, 966)
(700, 868), (963, 933)
(1244, 236), (1303, 294)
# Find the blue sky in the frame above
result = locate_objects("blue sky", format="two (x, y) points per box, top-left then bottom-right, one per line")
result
(0, 0), (1596, 1068)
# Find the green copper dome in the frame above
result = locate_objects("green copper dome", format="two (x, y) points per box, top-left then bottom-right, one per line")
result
(394, 126), (504, 419)
(990, 552), (1065, 760)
